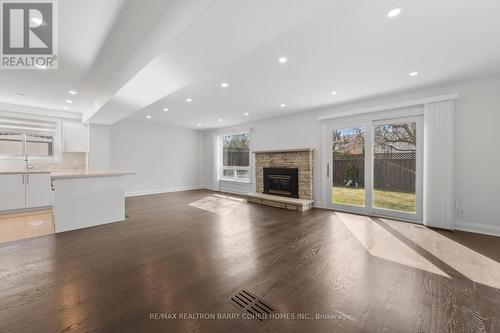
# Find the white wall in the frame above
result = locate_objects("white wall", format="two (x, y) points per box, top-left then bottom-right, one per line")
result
(203, 74), (500, 236)
(88, 124), (110, 170)
(110, 119), (203, 196)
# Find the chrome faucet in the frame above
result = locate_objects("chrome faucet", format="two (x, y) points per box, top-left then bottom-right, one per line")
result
(24, 154), (34, 170)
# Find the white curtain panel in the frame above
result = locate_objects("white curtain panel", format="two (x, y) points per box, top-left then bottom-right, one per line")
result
(423, 100), (455, 229)
(212, 134), (221, 191)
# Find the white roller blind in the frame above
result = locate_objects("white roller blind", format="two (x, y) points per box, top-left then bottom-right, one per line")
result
(423, 100), (455, 230)
(0, 116), (57, 136)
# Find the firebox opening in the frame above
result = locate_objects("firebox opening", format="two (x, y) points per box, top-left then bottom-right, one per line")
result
(263, 167), (299, 198)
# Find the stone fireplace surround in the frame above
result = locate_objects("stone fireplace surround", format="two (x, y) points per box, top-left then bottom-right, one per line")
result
(247, 148), (314, 211)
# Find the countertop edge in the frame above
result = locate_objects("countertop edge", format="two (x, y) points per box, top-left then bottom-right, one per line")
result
(51, 172), (135, 180)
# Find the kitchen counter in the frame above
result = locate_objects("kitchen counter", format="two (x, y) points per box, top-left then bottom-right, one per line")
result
(0, 169), (133, 178)
(1, 170), (134, 232)
(50, 171), (134, 233)
(0, 170), (52, 174)
(51, 170), (134, 179)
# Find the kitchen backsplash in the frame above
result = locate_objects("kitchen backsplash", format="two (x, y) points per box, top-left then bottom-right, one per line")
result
(0, 153), (86, 171)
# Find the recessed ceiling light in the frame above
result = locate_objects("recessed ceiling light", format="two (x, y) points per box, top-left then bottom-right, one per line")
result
(409, 71), (419, 77)
(218, 118), (223, 122)
(65, 100), (73, 104)
(221, 82), (229, 88)
(331, 91), (337, 95)
(35, 64), (47, 70)
(244, 112), (249, 116)
(387, 8), (401, 18)
(280, 103), (286, 107)
(186, 98), (192, 102)
(197, 123), (202, 127)
(146, 115), (152, 119)
(69, 90), (77, 95)
(163, 107), (169, 111)
(31, 17), (42, 25)
(278, 57), (288, 63)
(63, 106), (69, 110)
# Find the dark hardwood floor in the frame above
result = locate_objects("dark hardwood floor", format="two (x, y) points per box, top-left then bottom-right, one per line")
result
(1, 189), (499, 332)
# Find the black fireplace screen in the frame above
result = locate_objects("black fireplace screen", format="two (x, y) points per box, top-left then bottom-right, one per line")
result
(263, 168), (299, 198)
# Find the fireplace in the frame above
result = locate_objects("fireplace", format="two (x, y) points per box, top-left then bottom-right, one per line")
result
(263, 167), (299, 198)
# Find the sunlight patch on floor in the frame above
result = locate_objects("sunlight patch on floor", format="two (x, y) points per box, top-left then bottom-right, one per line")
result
(189, 195), (243, 215)
(337, 212), (449, 277)
(378, 218), (500, 289)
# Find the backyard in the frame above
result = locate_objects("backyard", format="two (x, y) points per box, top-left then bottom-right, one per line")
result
(332, 186), (416, 212)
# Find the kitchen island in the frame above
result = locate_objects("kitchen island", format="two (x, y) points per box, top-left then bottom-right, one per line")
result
(51, 171), (134, 232)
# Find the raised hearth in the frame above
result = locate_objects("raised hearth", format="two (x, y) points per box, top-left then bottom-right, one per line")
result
(247, 193), (314, 212)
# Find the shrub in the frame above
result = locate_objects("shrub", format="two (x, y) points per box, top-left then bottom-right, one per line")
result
(344, 163), (359, 187)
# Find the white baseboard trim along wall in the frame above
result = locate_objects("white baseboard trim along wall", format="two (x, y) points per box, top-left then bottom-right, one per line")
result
(454, 221), (500, 238)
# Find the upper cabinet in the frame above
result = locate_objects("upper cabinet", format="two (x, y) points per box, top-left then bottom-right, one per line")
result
(62, 122), (89, 152)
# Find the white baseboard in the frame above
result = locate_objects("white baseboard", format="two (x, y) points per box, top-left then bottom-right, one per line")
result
(454, 220), (500, 237)
(212, 188), (249, 196)
(125, 185), (205, 197)
(203, 186), (218, 192)
(313, 201), (324, 209)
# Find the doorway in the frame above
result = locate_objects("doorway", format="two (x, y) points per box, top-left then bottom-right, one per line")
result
(324, 114), (423, 222)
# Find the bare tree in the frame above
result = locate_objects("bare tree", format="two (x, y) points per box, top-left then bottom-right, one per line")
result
(374, 123), (416, 152)
(332, 128), (365, 155)
(223, 134), (249, 148)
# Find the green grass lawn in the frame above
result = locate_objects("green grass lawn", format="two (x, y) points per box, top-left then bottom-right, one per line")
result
(332, 186), (416, 212)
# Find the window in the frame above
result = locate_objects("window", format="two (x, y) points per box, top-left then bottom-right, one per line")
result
(219, 133), (250, 182)
(0, 116), (57, 158)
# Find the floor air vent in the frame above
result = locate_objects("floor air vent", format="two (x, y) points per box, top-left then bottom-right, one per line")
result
(228, 290), (275, 321)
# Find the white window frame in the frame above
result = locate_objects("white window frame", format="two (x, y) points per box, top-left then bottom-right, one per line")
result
(217, 132), (251, 183)
(0, 111), (62, 162)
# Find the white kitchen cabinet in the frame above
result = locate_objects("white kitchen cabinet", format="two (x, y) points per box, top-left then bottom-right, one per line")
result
(63, 122), (89, 152)
(0, 173), (52, 211)
(0, 174), (26, 211)
(26, 174), (52, 208)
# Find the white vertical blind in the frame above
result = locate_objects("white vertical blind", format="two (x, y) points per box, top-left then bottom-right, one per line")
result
(423, 100), (455, 229)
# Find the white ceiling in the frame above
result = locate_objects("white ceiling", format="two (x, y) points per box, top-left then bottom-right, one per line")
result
(2, 0), (500, 128)
(0, 0), (126, 114)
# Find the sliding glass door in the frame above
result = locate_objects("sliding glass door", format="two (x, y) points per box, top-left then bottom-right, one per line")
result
(325, 116), (422, 221)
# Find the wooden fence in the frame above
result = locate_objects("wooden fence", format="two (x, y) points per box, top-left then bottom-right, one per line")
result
(332, 152), (416, 192)
(223, 147), (250, 166)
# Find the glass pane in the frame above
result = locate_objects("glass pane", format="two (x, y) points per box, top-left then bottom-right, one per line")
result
(373, 122), (416, 213)
(223, 169), (235, 178)
(222, 133), (249, 167)
(26, 135), (53, 156)
(332, 127), (365, 206)
(236, 169), (249, 179)
(0, 133), (24, 156)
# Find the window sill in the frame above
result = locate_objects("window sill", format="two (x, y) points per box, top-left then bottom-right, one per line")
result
(219, 178), (252, 184)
